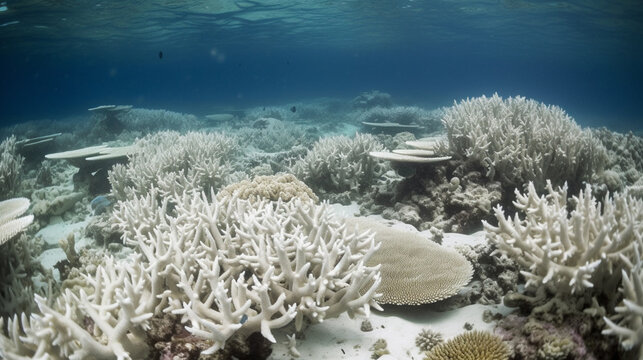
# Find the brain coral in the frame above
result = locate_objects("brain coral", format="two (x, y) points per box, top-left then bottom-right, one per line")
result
(424, 331), (509, 360)
(217, 173), (318, 203)
(345, 217), (472, 305)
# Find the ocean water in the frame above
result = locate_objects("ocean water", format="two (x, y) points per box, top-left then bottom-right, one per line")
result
(1, 1), (643, 360)
(0, 0), (641, 130)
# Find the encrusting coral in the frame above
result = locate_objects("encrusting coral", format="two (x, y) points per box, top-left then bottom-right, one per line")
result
(424, 330), (509, 360)
(0, 185), (381, 359)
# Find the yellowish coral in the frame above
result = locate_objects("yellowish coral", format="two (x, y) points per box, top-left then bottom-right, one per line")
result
(218, 173), (318, 203)
(424, 331), (509, 360)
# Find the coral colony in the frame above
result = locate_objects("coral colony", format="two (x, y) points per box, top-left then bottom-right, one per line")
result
(0, 92), (641, 359)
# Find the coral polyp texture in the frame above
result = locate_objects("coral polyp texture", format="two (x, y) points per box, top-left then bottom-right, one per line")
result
(484, 181), (643, 295)
(416, 328), (444, 352)
(424, 330), (509, 360)
(440, 93), (607, 192)
(0, 197), (34, 246)
(346, 217), (472, 305)
(0, 188), (381, 359)
(217, 173), (318, 203)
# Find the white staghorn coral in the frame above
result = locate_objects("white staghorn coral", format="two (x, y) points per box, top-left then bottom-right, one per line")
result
(603, 237), (643, 353)
(0, 189), (381, 359)
(291, 133), (388, 195)
(440, 94), (607, 192)
(484, 181), (642, 295)
(108, 131), (240, 200)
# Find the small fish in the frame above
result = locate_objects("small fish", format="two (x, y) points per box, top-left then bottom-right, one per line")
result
(240, 314), (248, 324)
(290, 106), (296, 113)
(158, 51), (163, 59)
(90, 195), (112, 215)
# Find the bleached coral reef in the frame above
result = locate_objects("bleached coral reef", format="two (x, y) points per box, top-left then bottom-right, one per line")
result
(121, 108), (201, 132)
(0, 136), (24, 200)
(592, 128), (643, 193)
(291, 133), (389, 200)
(603, 236), (643, 353)
(484, 181), (641, 295)
(485, 180), (643, 357)
(217, 173), (319, 203)
(108, 131), (241, 200)
(0, 197), (44, 319)
(0, 197), (34, 246)
(235, 117), (316, 152)
(441, 94), (607, 192)
(352, 90), (393, 109)
(0, 187), (381, 359)
(346, 217), (472, 305)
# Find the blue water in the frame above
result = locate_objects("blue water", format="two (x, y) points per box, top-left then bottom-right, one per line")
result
(0, 0), (641, 131)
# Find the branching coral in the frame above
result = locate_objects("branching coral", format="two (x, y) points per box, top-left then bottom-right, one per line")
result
(0, 136), (24, 199)
(484, 181), (642, 295)
(440, 94), (607, 192)
(235, 117), (315, 152)
(291, 133), (389, 196)
(108, 131), (241, 200)
(120, 108), (201, 132)
(0, 188), (381, 359)
(603, 237), (643, 354)
(416, 328), (444, 352)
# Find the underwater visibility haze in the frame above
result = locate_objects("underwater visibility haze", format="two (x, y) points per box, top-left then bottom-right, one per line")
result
(1, 1), (643, 360)
(0, 0), (642, 129)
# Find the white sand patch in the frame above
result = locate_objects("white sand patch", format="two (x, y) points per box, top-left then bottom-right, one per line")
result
(308, 204), (502, 359)
(35, 218), (91, 281)
(271, 303), (512, 359)
(328, 202), (361, 219)
(441, 231), (487, 248)
(36, 218), (89, 247)
(38, 248), (66, 275)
